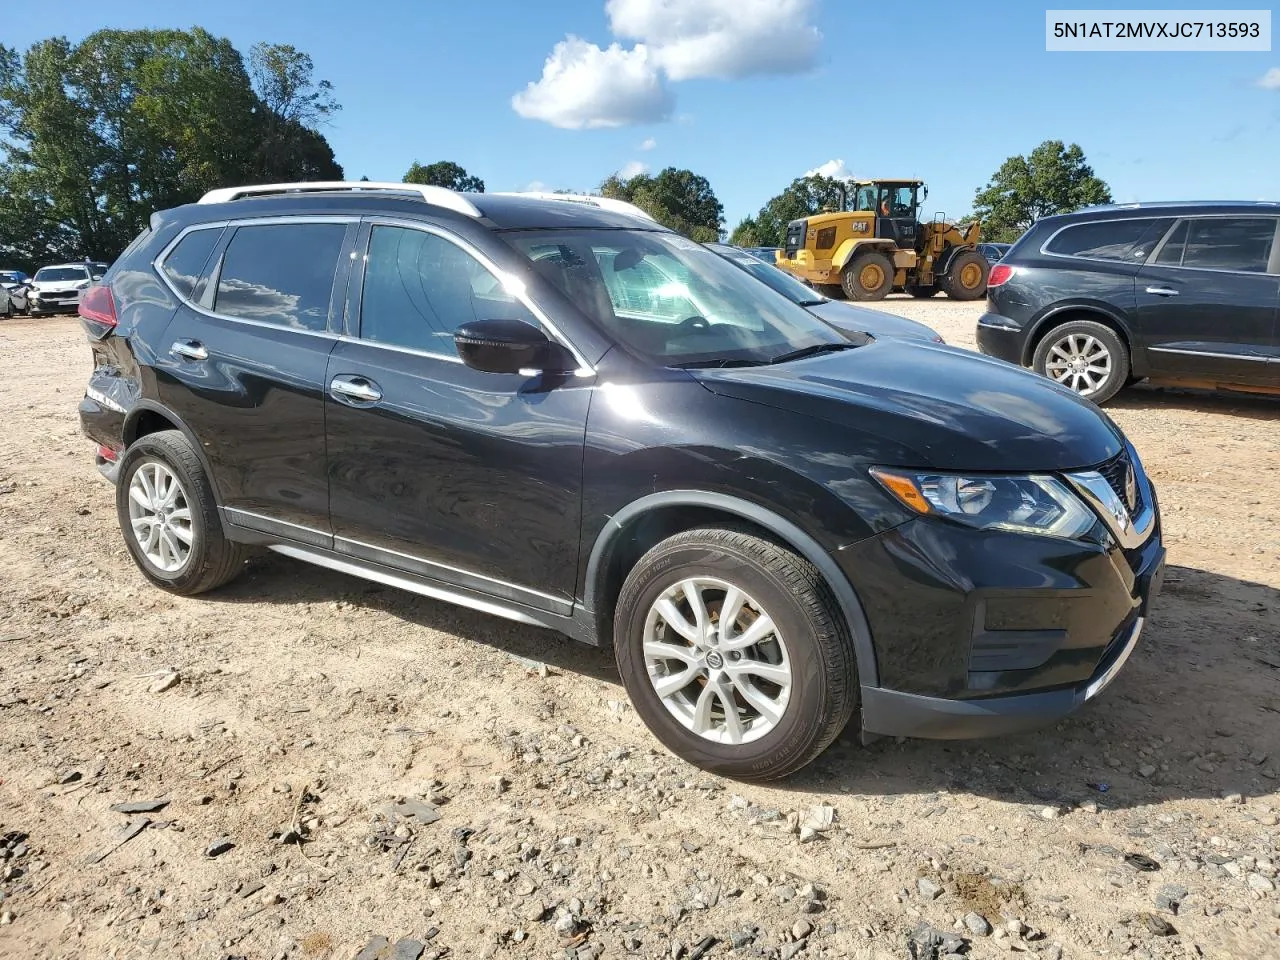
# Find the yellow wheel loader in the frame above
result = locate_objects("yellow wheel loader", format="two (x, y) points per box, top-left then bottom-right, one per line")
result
(775, 179), (989, 302)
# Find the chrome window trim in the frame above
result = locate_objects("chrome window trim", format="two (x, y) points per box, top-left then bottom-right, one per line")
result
(1147, 346), (1269, 362)
(360, 216), (595, 372)
(334, 534), (567, 606)
(153, 216), (360, 337)
(1037, 216), (1172, 266)
(336, 334), (463, 364)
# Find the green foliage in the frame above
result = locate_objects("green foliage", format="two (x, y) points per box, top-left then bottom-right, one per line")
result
(403, 160), (485, 193)
(601, 167), (723, 242)
(973, 140), (1111, 243)
(745, 176), (847, 247)
(0, 28), (343, 268)
(728, 217), (761, 247)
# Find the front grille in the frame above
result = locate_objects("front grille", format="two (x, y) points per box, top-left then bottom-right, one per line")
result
(1096, 450), (1142, 516)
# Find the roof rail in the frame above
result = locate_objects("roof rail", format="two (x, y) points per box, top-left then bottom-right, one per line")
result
(197, 181), (482, 218)
(492, 191), (656, 222)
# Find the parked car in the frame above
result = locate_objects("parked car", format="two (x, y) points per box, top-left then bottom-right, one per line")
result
(705, 243), (942, 342)
(741, 246), (782, 263)
(79, 181), (1163, 780)
(979, 202), (1280, 403)
(0, 270), (30, 316)
(29, 263), (97, 315)
(977, 242), (1011, 262)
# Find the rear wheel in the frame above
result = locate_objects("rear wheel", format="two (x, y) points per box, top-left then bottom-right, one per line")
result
(840, 251), (894, 301)
(116, 430), (248, 595)
(940, 249), (989, 300)
(1032, 320), (1130, 404)
(614, 527), (857, 781)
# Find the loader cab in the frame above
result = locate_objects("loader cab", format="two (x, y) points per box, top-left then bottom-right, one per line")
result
(849, 180), (923, 250)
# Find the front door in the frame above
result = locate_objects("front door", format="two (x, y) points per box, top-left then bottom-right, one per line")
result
(324, 220), (592, 614)
(156, 218), (354, 542)
(1136, 216), (1280, 385)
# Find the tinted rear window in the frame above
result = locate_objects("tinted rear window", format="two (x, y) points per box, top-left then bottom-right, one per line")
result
(1045, 219), (1160, 262)
(160, 228), (223, 300)
(214, 223), (346, 331)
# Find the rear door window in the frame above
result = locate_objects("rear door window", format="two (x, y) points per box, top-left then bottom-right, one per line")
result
(1179, 218), (1276, 273)
(214, 223), (346, 331)
(160, 228), (223, 300)
(1045, 219), (1165, 262)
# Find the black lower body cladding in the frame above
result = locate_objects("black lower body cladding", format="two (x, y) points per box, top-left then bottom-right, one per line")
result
(841, 513), (1164, 734)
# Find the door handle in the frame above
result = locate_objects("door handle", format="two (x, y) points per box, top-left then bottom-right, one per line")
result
(170, 339), (208, 361)
(330, 376), (382, 404)
(1145, 286), (1179, 297)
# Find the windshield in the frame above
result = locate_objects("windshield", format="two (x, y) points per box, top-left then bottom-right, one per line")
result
(0, 272), (25, 285)
(504, 229), (849, 367)
(707, 246), (826, 306)
(34, 267), (88, 282)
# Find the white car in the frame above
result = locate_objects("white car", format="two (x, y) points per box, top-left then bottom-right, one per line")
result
(0, 270), (30, 316)
(28, 263), (106, 316)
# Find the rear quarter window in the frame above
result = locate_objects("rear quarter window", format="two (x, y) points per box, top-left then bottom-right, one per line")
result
(159, 227), (224, 300)
(1044, 218), (1171, 263)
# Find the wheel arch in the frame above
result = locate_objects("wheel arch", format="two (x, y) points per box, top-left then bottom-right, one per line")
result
(832, 237), (896, 272)
(122, 401), (223, 504)
(1023, 303), (1135, 370)
(583, 490), (879, 687)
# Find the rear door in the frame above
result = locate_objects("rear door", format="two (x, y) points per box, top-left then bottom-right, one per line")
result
(1136, 216), (1280, 385)
(155, 217), (356, 543)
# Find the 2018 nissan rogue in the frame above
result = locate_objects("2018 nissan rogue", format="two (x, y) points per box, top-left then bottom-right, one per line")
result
(78, 182), (1164, 780)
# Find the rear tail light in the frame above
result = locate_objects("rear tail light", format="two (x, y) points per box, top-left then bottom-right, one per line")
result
(78, 284), (117, 337)
(987, 264), (1015, 288)
(96, 444), (119, 463)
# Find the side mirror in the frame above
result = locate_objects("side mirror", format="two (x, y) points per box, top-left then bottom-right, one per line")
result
(454, 318), (572, 375)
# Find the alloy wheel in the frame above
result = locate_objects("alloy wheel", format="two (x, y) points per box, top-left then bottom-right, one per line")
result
(642, 577), (792, 745)
(127, 461), (194, 573)
(1044, 332), (1112, 396)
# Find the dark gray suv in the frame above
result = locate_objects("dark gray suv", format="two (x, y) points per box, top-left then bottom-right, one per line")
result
(978, 202), (1280, 404)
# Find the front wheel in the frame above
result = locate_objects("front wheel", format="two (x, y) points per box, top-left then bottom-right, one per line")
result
(841, 252), (894, 301)
(614, 527), (857, 781)
(1032, 320), (1130, 404)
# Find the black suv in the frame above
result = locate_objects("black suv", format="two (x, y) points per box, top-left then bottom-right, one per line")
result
(79, 182), (1164, 780)
(979, 202), (1280, 404)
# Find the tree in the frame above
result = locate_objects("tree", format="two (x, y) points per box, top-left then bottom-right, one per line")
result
(728, 217), (761, 247)
(747, 175), (846, 247)
(973, 140), (1111, 242)
(403, 161), (485, 193)
(0, 28), (343, 266)
(248, 42), (342, 183)
(601, 166), (723, 242)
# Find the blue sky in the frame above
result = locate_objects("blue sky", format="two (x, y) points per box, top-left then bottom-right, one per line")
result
(6, 0), (1279, 230)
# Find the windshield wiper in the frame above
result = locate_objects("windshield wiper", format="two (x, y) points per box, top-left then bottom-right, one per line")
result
(768, 342), (859, 364)
(672, 358), (765, 369)
(795, 298), (827, 307)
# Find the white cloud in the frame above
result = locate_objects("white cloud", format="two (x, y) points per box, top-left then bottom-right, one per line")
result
(1258, 67), (1280, 89)
(514, 0), (821, 128)
(523, 180), (548, 192)
(619, 160), (648, 179)
(511, 36), (674, 129)
(607, 0), (821, 81)
(640, 137), (657, 150)
(805, 158), (855, 181)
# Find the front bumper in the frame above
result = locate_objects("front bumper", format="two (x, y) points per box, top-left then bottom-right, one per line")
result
(975, 313), (1026, 365)
(30, 295), (81, 314)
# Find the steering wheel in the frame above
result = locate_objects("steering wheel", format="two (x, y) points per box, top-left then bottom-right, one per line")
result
(676, 315), (711, 334)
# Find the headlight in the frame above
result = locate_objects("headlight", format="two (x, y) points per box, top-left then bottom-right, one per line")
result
(870, 468), (1096, 540)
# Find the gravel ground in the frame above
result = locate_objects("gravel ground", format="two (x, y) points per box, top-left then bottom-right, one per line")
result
(0, 304), (1277, 960)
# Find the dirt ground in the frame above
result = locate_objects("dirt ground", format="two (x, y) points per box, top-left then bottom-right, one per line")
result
(0, 302), (1277, 960)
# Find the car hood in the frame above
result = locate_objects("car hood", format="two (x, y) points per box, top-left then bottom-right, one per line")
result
(808, 300), (940, 341)
(32, 280), (85, 293)
(693, 339), (1123, 472)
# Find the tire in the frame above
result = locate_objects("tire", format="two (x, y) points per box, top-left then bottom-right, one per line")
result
(614, 526), (858, 781)
(115, 429), (248, 595)
(815, 283), (846, 300)
(840, 252), (894, 301)
(1031, 319), (1130, 405)
(939, 249), (989, 300)
(905, 284), (939, 299)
